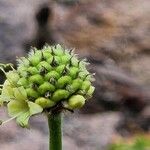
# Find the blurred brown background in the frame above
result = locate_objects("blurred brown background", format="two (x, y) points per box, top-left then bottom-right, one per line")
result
(0, 0), (150, 149)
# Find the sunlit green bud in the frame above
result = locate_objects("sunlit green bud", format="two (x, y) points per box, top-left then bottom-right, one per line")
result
(37, 61), (52, 71)
(78, 71), (89, 79)
(17, 66), (28, 77)
(44, 71), (60, 81)
(53, 44), (64, 56)
(81, 80), (91, 91)
(69, 67), (79, 78)
(77, 90), (86, 96)
(66, 78), (82, 93)
(29, 74), (44, 84)
(68, 95), (85, 109)
(43, 51), (52, 59)
(35, 97), (55, 108)
(87, 86), (95, 97)
(26, 88), (39, 98)
(61, 54), (71, 64)
(6, 71), (20, 86)
(52, 89), (69, 102)
(56, 76), (72, 88)
(47, 56), (61, 66)
(29, 55), (41, 66)
(27, 67), (38, 75)
(56, 65), (66, 74)
(17, 78), (28, 87)
(71, 57), (79, 67)
(38, 82), (55, 95)
(17, 57), (30, 67)
(33, 50), (42, 57)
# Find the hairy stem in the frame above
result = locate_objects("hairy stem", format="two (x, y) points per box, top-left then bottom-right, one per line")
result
(48, 112), (62, 150)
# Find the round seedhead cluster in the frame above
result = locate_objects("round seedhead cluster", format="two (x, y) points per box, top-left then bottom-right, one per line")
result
(0, 45), (94, 127)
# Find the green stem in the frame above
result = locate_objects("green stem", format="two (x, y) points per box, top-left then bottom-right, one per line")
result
(48, 112), (62, 150)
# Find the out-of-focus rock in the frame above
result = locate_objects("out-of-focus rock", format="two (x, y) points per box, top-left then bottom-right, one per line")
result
(0, 0), (49, 64)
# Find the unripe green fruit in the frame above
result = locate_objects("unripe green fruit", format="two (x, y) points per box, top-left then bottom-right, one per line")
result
(29, 74), (44, 84)
(17, 78), (28, 87)
(29, 55), (41, 66)
(26, 88), (39, 98)
(68, 95), (85, 109)
(71, 57), (79, 67)
(52, 89), (69, 102)
(69, 67), (79, 78)
(47, 56), (61, 65)
(56, 76), (72, 88)
(37, 61), (52, 71)
(44, 71), (60, 81)
(38, 82), (55, 95)
(43, 51), (52, 59)
(53, 45), (64, 56)
(81, 80), (91, 91)
(78, 72), (87, 79)
(56, 65), (66, 74)
(17, 66), (28, 77)
(87, 86), (95, 97)
(19, 57), (30, 67)
(61, 54), (71, 64)
(66, 78), (82, 93)
(27, 67), (38, 75)
(35, 97), (55, 108)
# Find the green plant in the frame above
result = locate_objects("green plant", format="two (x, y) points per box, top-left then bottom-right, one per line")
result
(0, 44), (95, 150)
(109, 136), (150, 150)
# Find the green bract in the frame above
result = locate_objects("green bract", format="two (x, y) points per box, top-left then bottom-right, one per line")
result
(0, 44), (95, 127)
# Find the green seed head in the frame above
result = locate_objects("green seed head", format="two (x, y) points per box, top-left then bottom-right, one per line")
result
(0, 44), (95, 127)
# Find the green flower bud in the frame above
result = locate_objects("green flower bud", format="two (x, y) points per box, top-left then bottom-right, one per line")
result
(87, 86), (95, 97)
(38, 82), (55, 95)
(69, 67), (79, 78)
(35, 97), (55, 108)
(29, 74), (44, 84)
(56, 65), (66, 74)
(17, 78), (28, 87)
(43, 51), (52, 59)
(29, 55), (41, 66)
(27, 67), (38, 75)
(53, 45), (64, 56)
(44, 71), (60, 81)
(68, 95), (85, 109)
(61, 54), (71, 64)
(52, 89), (69, 102)
(37, 61), (52, 71)
(47, 56), (61, 66)
(81, 80), (91, 91)
(0, 44), (95, 127)
(56, 76), (72, 88)
(66, 78), (82, 93)
(26, 88), (39, 98)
